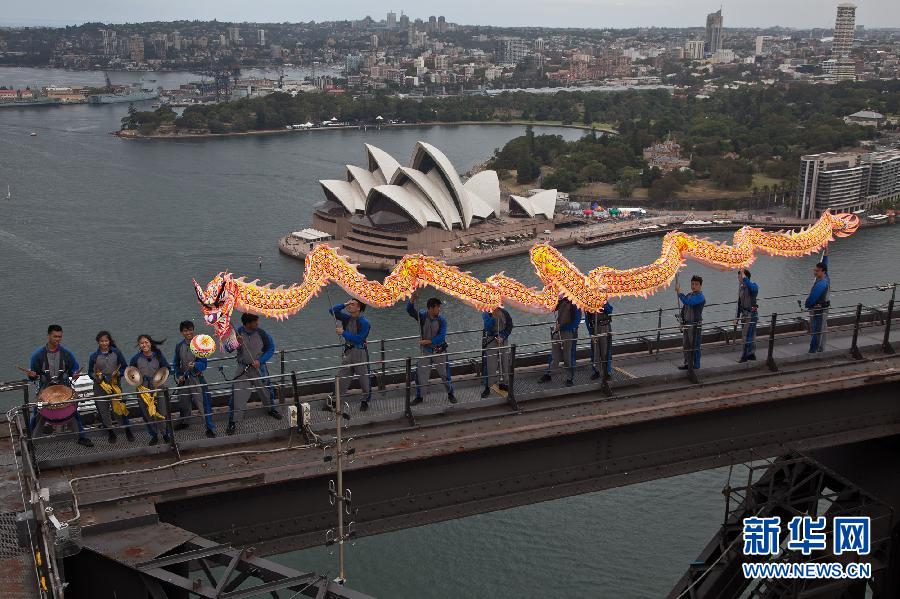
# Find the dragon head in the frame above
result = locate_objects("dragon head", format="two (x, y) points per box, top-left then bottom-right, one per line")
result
(193, 273), (239, 353)
(832, 212), (861, 238)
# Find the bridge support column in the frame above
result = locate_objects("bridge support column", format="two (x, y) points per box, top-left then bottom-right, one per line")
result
(883, 299), (895, 355)
(851, 303), (864, 360)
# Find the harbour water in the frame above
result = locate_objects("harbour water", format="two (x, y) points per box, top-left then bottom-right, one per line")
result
(0, 84), (898, 597)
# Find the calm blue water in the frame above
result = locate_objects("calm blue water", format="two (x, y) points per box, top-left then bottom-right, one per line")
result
(0, 76), (897, 597)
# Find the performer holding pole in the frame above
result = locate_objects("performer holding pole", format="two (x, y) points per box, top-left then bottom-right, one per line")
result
(481, 305), (513, 398)
(734, 270), (759, 362)
(585, 301), (613, 380)
(407, 293), (455, 404)
(330, 299), (373, 411)
(805, 246), (830, 353)
(539, 296), (581, 387)
(88, 330), (133, 443)
(676, 276), (705, 370)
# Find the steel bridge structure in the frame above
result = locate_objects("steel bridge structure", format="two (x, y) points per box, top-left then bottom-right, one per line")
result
(1, 286), (898, 599)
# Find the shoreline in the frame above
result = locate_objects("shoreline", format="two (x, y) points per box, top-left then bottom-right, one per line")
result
(116, 120), (617, 140)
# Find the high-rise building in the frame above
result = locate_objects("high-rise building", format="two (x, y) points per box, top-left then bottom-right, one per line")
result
(428, 16), (437, 32)
(257, 29), (266, 46)
(399, 14), (410, 30)
(228, 26), (240, 45)
(128, 35), (144, 63)
(832, 3), (857, 81)
(438, 16), (447, 33)
(705, 9), (723, 54)
(833, 3), (856, 57)
(755, 36), (772, 56)
(797, 150), (900, 218)
(684, 40), (705, 60)
(499, 38), (529, 64)
(534, 38), (545, 53)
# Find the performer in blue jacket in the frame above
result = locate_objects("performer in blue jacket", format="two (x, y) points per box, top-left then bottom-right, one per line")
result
(226, 313), (282, 435)
(172, 321), (215, 437)
(481, 306), (513, 397)
(25, 324), (93, 447)
(539, 297), (582, 386)
(677, 276), (706, 370)
(129, 334), (171, 445)
(735, 270), (759, 362)
(330, 299), (373, 411)
(407, 295), (455, 404)
(805, 247), (830, 353)
(87, 330), (133, 443)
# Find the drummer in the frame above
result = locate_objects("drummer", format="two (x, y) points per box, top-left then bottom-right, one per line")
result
(87, 331), (134, 444)
(25, 324), (94, 447)
(128, 335), (171, 446)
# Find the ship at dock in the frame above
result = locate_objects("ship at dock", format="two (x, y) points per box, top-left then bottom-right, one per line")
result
(88, 78), (160, 104)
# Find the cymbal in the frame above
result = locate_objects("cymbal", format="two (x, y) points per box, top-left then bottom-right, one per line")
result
(123, 366), (143, 387)
(151, 367), (169, 388)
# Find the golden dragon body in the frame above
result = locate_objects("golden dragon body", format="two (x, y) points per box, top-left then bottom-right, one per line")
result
(195, 211), (859, 351)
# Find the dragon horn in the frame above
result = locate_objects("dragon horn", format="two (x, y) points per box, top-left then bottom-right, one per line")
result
(192, 279), (205, 303)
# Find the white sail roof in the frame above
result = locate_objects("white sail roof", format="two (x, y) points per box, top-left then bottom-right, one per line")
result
(509, 189), (557, 220)
(319, 141), (501, 230)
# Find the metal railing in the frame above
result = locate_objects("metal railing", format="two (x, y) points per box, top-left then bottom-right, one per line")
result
(4, 283), (896, 476)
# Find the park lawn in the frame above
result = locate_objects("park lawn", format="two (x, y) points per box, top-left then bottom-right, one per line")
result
(751, 174), (788, 189)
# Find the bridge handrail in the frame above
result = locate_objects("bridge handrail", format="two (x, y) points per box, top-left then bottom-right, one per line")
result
(7, 295), (895, 402)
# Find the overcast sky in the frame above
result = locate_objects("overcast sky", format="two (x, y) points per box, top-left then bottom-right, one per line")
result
(2, 1), (898, 30)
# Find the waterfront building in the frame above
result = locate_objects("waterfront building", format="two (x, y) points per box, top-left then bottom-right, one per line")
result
(705, 9), (723, 55)
(302, 143), (564, 269)
(833, 3), (857, 81)
(797, 150), (900, 218)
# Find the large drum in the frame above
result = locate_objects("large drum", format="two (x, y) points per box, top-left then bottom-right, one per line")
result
(37, 384), (77, 425)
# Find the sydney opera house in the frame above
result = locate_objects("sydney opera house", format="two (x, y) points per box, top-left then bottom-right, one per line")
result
(282, 141), (564, 270)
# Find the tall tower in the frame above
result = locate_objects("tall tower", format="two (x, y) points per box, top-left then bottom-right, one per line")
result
(705, 9), (723, 54)
(833, 3), (856, 81)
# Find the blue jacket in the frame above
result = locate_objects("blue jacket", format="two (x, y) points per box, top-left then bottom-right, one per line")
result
(806, 256), (830, 309)
(679, 291), (706, 324)
(172, 339), (208, 378)
(330, 303), (371, 349)
(482, 308), (513, 340)
(235, 326), (275, 364)
(87, 348), (128, 379)
(407, 302), (448, 346)
(28, 345), (79, 386)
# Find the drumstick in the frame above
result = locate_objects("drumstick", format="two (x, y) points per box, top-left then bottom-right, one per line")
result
(15, 364), (30, 374)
